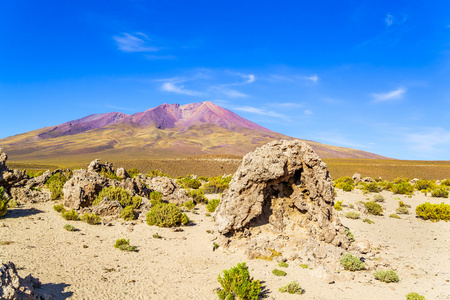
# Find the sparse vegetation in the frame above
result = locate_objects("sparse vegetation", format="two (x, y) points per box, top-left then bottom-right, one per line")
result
(183, 200), (196, 210)
(373, 194), (385, 202)
(278, 261), (288, 268)
(364, 201), (383, 215)
(178, 176), (202, 189)
(149, 191), (163, 206)
(61, 210), (79, 221)
(121, 206), (136, 220)
(272, 269), (287, 276)
(255, 248), (281, 261)
(114, 238), (137, 252)
(363, 182), (380, 193)
(279, 281), (303, 295)
(202, 176), (231, 193)
(363, 218), (374, 224)
(396, 206), (409, 215)
(53, 204), (66, 213)
(0, 187), (9, 218)
(374, 270), (399, 283)
(345, 211), (360, 219)
(63, 224), (76, 231)
(147, 169), (169, 178)
(146, 202), (189, 227)
(389, 214), (401, 219)
(416, 202), (450, 221)
(7, 199), (17, 208)
(430, 187), (449, 198)
(340, 253), (365, 271)
(93, 186), (131, 206)
(334, 176), (355, 192)
(299, 264), (308, 269)
(392, 182), (414, 195)
(98, 169), (121, 181)
(81, 213), (101, 225)
(126, 168), (140, 178)
(345, 227), (355, 242)
(216, 262), (262, 300)
(206, 199), (220, 212)
(189, 189), (208, 204)
(414, 180), (436, 191)
(334, 200), (343, 211)
(46, 172), (69, 200)
(406, 292), (426, 300)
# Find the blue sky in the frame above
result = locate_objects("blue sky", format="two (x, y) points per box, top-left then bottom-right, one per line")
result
(1, 1), (450, 160)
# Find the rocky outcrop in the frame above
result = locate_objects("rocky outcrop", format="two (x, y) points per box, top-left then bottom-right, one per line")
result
(115, 168), (129, 179)
(352, 173), (361, 183)
(215, 140), (350, 249)
(146, 177), (189, 204)
(0, 261), (45, 300)
(92, 197), (122, 217)
(87, 159), (114, 173)
(62, 169), (109, 209)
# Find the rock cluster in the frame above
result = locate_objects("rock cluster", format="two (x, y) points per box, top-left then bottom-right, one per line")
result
(0, 261), (48, 300)
(215, 140), (350, 247)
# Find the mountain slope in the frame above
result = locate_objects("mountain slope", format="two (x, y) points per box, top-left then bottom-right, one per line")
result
(0, 101), (388, 163)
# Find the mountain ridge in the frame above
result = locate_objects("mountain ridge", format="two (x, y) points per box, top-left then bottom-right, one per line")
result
(0, 101), (389, 163)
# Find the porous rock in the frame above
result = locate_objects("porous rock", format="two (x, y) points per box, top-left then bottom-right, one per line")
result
(62, 169), (109, 209)
(92, 197), (122, 217)
(115, 168), (129, 179)
(352, 172), (362, 183)
(146, 177), (189, 204)
(214, 140), (349, 248)
(0, 261), (46, 300)
(87, 159), (114, 173)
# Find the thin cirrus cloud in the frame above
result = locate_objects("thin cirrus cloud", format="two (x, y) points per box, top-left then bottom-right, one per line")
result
(231, 105), (287, 119)
(113, 32), (159, 53)
(385, 14), (394, 26)
(161, 82), (205, 96)
(406, 127), (450, 158)
(303, 74), (319, 83)
(372, 87), (406, 102)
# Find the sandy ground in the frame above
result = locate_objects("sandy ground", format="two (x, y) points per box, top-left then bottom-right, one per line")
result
(1, 189), (449, 300)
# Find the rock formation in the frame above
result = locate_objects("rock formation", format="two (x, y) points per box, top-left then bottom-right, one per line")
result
(0, 261), (47, 300)
(214, 140), (351, 254)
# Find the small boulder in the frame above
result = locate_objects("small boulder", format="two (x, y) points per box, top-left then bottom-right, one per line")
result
(92, 197), (122, 217)
(115, 168), (129, 180)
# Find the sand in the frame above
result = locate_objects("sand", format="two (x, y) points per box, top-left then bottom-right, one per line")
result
(1, 190), (449, 300)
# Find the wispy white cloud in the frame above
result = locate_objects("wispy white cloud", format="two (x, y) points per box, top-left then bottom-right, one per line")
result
(274, 102), (304, 108)
(406, 127), (450, 158)
(385, 14), (394, 26)
(219, 89), (249, 98)
(161, 82), (205, 96)
(113, 32), (159, 53)
(303, 74), (319, 83)
(304, 109), (313, 115)
(372, 87), (406, 102)
(231, 105), (286, 119)
(145, 54), (176, 60)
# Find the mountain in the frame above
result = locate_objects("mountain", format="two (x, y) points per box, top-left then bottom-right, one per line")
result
(0, 101), (388, 164)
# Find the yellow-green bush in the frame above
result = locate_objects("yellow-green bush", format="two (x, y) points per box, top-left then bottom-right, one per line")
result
(93, 186), (131, 206)
(334, 200), (343, 211)
(363, 182), (379, 193)
(121, 206), (136, 220)
(81, 213), (101, 225)
(431, 187), (449, 198)
(149, 191), (162, 206)
(279, 281), (303, 295)
(217, 262), (261, 300)
(364, 201), (383, 215)
(146, 202), (189, 227)
(416, 202), (450, 221)
(340, 253), (365, 271)
(374, 270), (399, 283)
(46, 172), (69, 200)
(61, 210), (80, 221)
(414, 180), (436, 191)
(206, 199), (220, 212)
(391, 182), (414, 195)
(0, 187), (9, 218)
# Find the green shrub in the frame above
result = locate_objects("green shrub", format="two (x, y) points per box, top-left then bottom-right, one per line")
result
(121, 206), (136, 221)
(7, 199), (17, 208)
(202, 176), (231, 193)
(63, 224), (76, 231)
(406, 292), (426, 300)
(345, 211), (360, 219)
(147, 169), (169, 178)
(93, 186), (131, 206)
(254, 248), (282, 261)
(183, 200), (196, 210)
(128, 195), (142, 209)
(345, 227), (355, 242)
(189, 189), (208, 204)
(217, 262), (262, 300)
(278, 261), (288, 268)
(299, 264), (308, 269)
(414, 180), (436, 191)
(340, 253), (365, 271)
(46, 173), (69, 200)
(61, 210), (79, 221)
(126, 168), (140, 178)
(98, 169), (121, 181)
(393, 177), (410, 184)
(81, 213), (101, 225)
(441, 179), (450, 186)
(396, 207), (409, 215)
(431, 187), (449, 198)
(279, 281), (303, 295)
(377, 180), (393, 191)
(53, 204), (65, 213)
(146, 202), (189, 227)
(334, 200), (343, 211)
(374, 270), (399, 283)
(416, 202), (450, 221)
(0, 187), (9, 218)
(178, 177), (202, 189)
(114, 238), (137, 252)
(149, 191), (163, 206)
(342, 182), (354, 192)
(364, 201), (383, 215)
(272, 269), (287, 276)
(392, 182), (414, 195)
(373, 194), (385, 202)
(206, 199), (220, 212)
(363, 218), (374, 224)
(363, 182), (379, 193)
(389, 214), (401, 219)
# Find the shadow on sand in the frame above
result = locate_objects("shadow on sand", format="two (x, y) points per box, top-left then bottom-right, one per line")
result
(5, 208), (44, 219)
(38, 283), (73, 300)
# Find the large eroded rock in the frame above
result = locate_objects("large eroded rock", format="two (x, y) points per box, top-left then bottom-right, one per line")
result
(0, 261), (44, 300)
(146, 177), (189, 204)
(214, 140), (349, 248)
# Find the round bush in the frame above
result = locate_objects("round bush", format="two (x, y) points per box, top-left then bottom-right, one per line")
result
(364, 201), (383, 215)
(121, 206), (136, 221)
(340, 253), (365, 271)
(93, 186), (131, 206)
(146, 202), (189, 227)
(206, 199), (220, 212)
(374, 270), (399, 283)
